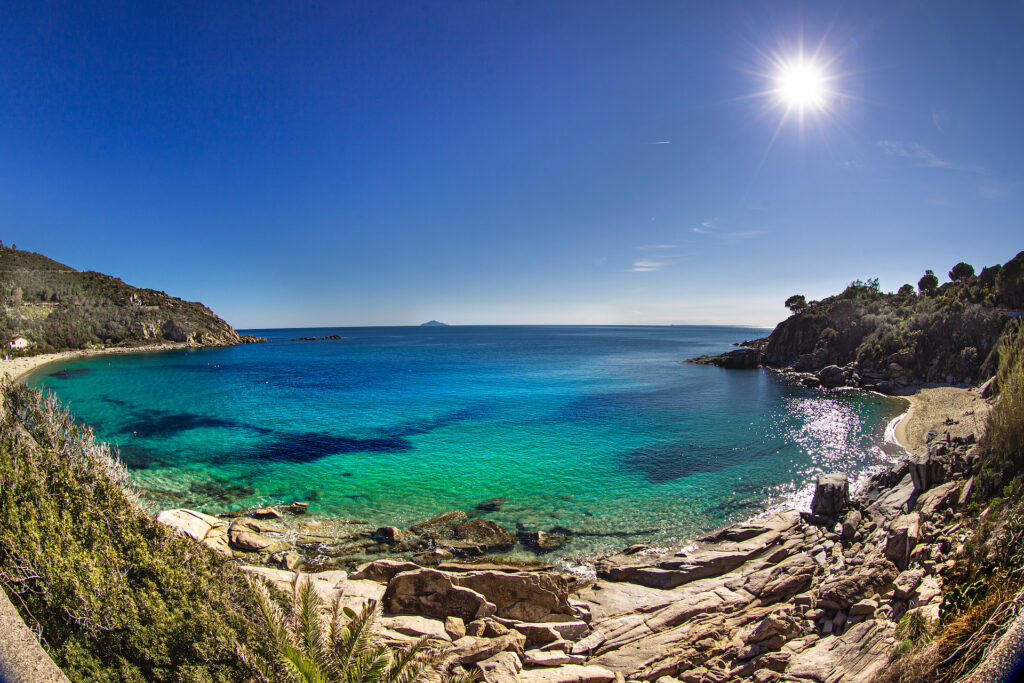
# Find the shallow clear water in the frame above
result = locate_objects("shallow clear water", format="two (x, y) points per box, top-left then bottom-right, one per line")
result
(28, 325), (905, 558)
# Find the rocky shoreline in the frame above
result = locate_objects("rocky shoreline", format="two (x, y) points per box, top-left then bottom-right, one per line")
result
(158, 415), (984, 682)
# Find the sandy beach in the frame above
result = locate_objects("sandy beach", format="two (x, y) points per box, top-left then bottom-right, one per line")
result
(892, 385), (991, 454)
(0, 344), (194, 384)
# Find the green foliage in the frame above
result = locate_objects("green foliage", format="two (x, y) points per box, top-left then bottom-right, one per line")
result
(895, 610), (932, 645)
(995, 251), (1024, 308)
(977, 320), (1024, 482)
(763, 255), (1024, 385)
(784, 294), (807, 313)
(245, 575), (467, 683)
(0, 246), (240, 353)
(0, 382), (275, 681)
(918, 269), (939, 294)
(949, 262), (975, 282)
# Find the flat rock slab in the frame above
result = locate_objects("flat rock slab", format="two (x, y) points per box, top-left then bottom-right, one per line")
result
(520, 665), (616, 683)
(577, 581), (681, 621)
(380, 615), (451, 641)
(784, 620), (895, 682)
(156, 508), (231, 555)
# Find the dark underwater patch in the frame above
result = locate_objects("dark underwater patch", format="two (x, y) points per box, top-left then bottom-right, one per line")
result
(622, 437), (787, 483)
(239, 431), (415, 462)
(119, 409), (274, 439)
(621, 445), (721, 482)
(116, 443), (174, 470)
(47, 367), (92, 380)
(378, 406), (487, 438)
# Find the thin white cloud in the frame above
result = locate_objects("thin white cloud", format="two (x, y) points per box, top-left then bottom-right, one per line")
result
(932, 110), (947, 132)
(690, 226), (707, 234)
(636, 244), (677, 249)
(877, 140), (951, 168)
(647, 141), (671, 145)
(631, 260), (664, 272)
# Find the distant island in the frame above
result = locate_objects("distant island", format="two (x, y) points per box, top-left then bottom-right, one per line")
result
(420, 320), (449, 327)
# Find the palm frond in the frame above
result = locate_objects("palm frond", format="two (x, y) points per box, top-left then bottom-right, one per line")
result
(295, 576), (327, 668)
(247, 573), (293, 651)
(281, 642), (331, 683)
(334, 600), (382, 673)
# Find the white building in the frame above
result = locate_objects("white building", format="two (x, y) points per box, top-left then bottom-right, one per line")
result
(9, 337), (29, 349)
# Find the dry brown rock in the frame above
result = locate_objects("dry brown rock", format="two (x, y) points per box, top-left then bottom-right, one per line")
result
(452, 571), (574, 622)
(477, 652), (523, 683)
(519, 664), (616, 683)
(155, 509), (231, 555)
(383, 569), (497, 620)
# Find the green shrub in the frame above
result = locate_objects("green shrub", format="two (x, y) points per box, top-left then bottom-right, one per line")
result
(0, 382), (275, 681)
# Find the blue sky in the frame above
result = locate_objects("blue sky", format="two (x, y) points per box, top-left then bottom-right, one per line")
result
(2, 2), (1021, 328)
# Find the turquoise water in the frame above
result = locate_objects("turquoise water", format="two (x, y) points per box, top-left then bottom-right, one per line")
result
(28, 325), (905, 558)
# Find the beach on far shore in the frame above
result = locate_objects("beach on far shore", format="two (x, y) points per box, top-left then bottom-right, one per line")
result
(0, 343), (195, 384)
(891, 385), (991, 454)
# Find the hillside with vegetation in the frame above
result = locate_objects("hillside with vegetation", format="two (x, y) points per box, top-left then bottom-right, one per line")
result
(694, 251), (1024, 393)
(0, 246), (260, 352)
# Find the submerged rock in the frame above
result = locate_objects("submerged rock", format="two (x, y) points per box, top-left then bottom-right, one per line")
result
(456, 519), (517, 550)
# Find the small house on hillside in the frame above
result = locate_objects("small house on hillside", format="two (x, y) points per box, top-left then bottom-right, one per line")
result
(9, 337), (29, 349)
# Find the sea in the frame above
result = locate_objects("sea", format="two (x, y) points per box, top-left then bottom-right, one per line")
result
(27, 325), (906, 559)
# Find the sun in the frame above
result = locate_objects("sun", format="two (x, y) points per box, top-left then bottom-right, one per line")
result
(774, 60), (828, 112)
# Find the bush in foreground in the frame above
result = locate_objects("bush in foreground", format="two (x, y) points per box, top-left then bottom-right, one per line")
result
(0, 382), (275, 681)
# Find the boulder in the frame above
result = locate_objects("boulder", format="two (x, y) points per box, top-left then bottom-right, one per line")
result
(477, 652), (523, 683)
(155, 509), (231, 556)
(250, 507), (283, 519)
(817, 365), (846, 388)
(446, 616), (467, 640)
(281, 501), (309, 514)
(893, 569), (924, 600)
(452, 571), (574, 622)
(743, 611), (803, 644)
(228, 520), (290, 553)
(518, 531), (568, 553)
(810, 473), (850, 520)
(885, 513), (921, 570)
(816, 558), (897, 610)
(383, 569), (497, 621)
(455, 519), (517, 550)
(841, 510), (862, 540)
(409, 510), (468, 535)
(916, 481), (960, 520)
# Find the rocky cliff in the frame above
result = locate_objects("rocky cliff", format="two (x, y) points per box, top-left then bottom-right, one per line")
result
(689, 253), (1024, 393)
(0, 246), (262, 351)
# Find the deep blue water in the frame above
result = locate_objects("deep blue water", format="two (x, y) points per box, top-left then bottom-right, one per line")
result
(28, 325), (905, 557)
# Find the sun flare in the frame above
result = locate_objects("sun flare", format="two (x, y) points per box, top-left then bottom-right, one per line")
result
(775, 61), (828, 111)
